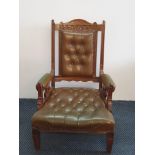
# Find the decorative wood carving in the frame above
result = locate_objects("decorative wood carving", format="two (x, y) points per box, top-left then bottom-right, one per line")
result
(55, 19), (103, 31)
(67, 19), (93, 25)
(36, 83), (43, 109)
(59, 24), (97, 31)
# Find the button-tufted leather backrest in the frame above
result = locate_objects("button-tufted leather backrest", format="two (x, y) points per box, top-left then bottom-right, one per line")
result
(59, 30), (97, 77)
(51, 19), (105, 82)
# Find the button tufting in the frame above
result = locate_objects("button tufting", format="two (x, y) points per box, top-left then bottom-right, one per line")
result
(32, 88), (115, 131)
(60, 31), (95, 76)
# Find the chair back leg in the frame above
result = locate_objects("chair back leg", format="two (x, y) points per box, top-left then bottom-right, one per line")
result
(32, 128), (40, 150)
(106, 132), (114, 153)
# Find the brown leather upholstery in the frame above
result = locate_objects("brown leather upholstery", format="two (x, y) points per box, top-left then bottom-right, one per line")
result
(100, 73), (116, 91)
(32, 88), (114, 132)
(32, 19), (116, 153)
(59, 30), (97, 77)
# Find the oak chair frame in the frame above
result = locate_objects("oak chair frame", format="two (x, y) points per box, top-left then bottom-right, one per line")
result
(33, 19), (115, 153)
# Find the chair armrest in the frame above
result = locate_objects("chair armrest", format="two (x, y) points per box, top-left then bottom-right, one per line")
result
(100, 72), (116, 112)
(36, 73), (53, 109)
(37, 73), (52, 88)
(100, 73), (116, 92)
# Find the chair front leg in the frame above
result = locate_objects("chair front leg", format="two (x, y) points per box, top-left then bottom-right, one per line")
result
(32, 128), (40, 151)
(107, 89), (113, 112)
(106, 132), (114, 153)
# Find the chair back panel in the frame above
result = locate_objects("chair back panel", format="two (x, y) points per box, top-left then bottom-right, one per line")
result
(51, 19), (105, 82)
(59, 30), (97, 77)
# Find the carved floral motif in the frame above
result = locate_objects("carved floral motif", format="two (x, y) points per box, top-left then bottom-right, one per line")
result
(59, 24), (97, 32)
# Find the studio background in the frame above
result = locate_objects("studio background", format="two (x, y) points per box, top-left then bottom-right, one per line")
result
(19, 0), (134, 100)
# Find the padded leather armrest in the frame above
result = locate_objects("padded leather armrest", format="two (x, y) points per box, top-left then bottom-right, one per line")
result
(37, 73), (52, 88)
(100, 73), (116, 92)
(36, 73), (53, 109)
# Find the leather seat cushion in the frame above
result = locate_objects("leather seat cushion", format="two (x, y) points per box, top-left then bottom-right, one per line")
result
(32, 88), (115, 131)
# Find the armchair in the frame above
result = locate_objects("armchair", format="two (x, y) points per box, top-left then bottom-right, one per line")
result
(32, 19), (116, 153)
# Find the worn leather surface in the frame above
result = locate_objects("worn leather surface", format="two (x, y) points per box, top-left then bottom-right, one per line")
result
(32, 88), (115, 131)
(59, 30), (96, 77)
(100, 74), (116, 91)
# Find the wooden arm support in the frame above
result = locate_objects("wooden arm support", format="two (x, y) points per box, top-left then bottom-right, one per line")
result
(36, 73), (53, 110)
(100, 72), (116, 112)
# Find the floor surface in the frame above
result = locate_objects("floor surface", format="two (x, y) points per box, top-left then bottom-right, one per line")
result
(19, 99), (135, 155)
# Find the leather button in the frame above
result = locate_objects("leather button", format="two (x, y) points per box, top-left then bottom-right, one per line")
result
(69, 48), (76, 54)
(75, 106), (84, 112)
(76, 44), (81, 50)
(74, 92), (78, 97)
(56, 98), (61, 102)
(64, 54), (70, 61)
(48, 102), (55, 107)
(85, 105), (95, 112)
(94, 102), (101, 108)
(64, 107), (71, 113)
(54, 108), (59, 112)
(76, 65), (81, 71)
(66, 64), (73, 72)
(60, 103), (65, 107)
(81, 55), (87, 60)
(68, 97), (73, 102)
(84, 93), (89, 96)
(83, 103), (89, 107)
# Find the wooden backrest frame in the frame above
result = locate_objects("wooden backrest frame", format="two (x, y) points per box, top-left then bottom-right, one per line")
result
(51, 19), (105, 84)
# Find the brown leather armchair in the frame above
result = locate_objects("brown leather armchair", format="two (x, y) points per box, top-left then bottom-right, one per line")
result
(32, 19), (116, 153)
